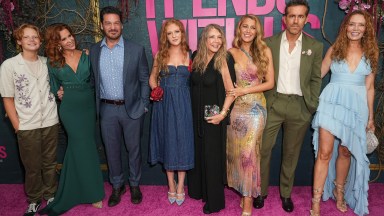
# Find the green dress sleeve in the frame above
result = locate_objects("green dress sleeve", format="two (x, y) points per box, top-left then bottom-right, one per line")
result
(47, 63), (61, 97)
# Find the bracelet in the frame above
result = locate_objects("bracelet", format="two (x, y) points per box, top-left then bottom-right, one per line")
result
(220, 109), (229, 117)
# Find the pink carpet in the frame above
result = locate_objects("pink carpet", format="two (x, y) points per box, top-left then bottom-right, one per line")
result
(1, 183), (383, 216)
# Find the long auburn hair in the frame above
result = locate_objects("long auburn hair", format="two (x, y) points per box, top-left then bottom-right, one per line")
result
(193, 24), (227, 73)
(157, 19), (190, 73)
(232, 14), (269, 79)
(45, 23), (76, 68)
(331, 10), (379, 73)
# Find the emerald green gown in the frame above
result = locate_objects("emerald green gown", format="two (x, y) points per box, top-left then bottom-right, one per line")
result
(42, 52), (104, 215)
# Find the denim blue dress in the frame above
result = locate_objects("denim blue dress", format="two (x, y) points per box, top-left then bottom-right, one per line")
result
(149, 65), (194, 170)
(312, 57), (371, 216)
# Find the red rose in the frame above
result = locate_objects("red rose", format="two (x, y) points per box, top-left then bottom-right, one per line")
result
(150, 86), (164, 102)
(188, 59), (193, 72)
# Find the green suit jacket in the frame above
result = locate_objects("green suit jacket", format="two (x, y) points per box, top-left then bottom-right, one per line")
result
(264, 31), (323, 114)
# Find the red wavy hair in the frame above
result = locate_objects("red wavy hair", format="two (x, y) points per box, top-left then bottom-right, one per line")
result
(331, 10), (379, 73)
(156, 19), (190, 73)
(45, 23), (77, 68)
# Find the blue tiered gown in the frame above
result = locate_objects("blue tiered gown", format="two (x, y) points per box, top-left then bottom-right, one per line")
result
(312, 57), (371, 216)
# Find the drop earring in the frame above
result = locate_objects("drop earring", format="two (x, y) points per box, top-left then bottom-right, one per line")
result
(58, 46), (62, 52)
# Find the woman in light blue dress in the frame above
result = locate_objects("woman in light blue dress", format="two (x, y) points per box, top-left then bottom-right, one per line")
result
(310, 10), (379, 216)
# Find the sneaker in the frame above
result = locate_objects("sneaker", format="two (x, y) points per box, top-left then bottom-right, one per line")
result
(24, 202), (41, 216)
(47, 197), (54, 205)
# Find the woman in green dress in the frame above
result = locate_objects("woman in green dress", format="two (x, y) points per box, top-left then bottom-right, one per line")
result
(40, 23), (104, 215)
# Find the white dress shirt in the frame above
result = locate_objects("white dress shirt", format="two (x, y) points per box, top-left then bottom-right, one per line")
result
(277, 31), (303, 96)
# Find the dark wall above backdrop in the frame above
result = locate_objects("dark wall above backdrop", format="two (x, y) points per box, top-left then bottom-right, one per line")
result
(0, 0), (383, 184)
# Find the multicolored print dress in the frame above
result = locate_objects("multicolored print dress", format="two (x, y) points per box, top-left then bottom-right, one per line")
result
(226, 54), (267, 198)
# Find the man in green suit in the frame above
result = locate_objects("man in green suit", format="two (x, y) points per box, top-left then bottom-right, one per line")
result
(253, 0), (323, 212)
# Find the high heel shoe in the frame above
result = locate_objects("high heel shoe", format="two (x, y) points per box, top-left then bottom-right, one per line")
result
(92, 201), (103, 209)
(310, 187), (323, 216)
(168, 191), (176, 204)
(168, 180), (177, 204)
(333, 181), (347, 213)
(241, 197), (252, 216)
(176, 188), (185, 206)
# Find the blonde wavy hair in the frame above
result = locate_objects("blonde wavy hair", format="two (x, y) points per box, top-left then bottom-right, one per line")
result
(193, 24), (227, 74)
(157, 19), (190, 73)
(332, 10), (379, 73)
(232, 14), (269, 79)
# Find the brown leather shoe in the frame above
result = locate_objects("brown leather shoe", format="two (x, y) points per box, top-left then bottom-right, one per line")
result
(108, 186), (126, 207)
(130, 186), (143, 204)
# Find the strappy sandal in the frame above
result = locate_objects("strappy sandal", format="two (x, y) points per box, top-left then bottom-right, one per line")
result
(176, 189), (185, 206)
(310, 187), (323, 216)
(168, 180), (177, 204)
(168, 191), (176, 204)
(240, 197), (252, 216)
(92, 201), (103, 209)
(333, 181), (347, 213)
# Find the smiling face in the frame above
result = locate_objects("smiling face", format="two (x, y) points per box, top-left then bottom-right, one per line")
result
(17, 27), (42, 52)
(166, 23), (182, 47)
(101, 13), (123, 41)
(206, 28), (223, 56)
(346, 14), (366, 42)
(240, 17), (257, 43)
(284, 5), (308, 37)
(58, 28), (76, 52)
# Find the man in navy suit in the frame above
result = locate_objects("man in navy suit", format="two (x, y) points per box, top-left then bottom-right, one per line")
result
(90, 6), (150, 207)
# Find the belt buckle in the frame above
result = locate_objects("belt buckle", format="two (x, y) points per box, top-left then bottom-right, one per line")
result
(115, 100), (124, 105)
